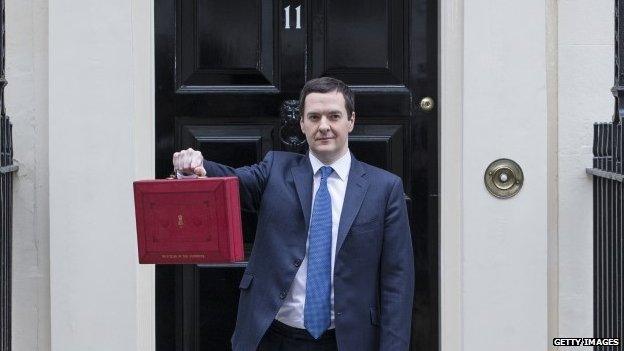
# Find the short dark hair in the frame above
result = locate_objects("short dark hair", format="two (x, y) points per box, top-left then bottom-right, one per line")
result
(298, 77), (355, 120)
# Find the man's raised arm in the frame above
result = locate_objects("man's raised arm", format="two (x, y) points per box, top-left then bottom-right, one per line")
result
(172, 148), (274, 213)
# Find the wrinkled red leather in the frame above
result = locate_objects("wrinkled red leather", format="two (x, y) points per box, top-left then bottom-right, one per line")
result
(133, 177), (244, 264)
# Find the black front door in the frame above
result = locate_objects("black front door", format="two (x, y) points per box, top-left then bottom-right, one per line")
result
(155, 0), (438, 349)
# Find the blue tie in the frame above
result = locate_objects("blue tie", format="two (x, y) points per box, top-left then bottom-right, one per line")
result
(304, 166), (333, 339)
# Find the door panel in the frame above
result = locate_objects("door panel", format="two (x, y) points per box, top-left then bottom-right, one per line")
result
(310, 0), (407, 85)
(155, 0), (438, 349)
(178, 0), (276, 89)
(350, 123), (405, 180)
(178, 123), (276, 167)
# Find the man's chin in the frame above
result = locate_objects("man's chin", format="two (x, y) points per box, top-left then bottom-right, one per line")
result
(309, 146), (348, 163)
(310, 146), (335, 155)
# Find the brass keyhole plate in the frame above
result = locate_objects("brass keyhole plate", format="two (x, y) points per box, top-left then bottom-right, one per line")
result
(484, 158), (524, 199)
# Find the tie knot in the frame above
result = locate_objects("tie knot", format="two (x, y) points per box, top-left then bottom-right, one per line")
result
(319, 166), (333, 180)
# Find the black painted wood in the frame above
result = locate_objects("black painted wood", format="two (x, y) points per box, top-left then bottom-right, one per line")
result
(349, 123), (405, 179)
(177, 0), (276, 90)
(155, 0), (438, 349)
(309, 0), (407, 86)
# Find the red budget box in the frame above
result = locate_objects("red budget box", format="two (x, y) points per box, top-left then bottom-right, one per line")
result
(133, 177), (244, 264)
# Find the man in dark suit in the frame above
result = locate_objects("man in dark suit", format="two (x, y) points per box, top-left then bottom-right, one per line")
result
(173, 77), (414, 351)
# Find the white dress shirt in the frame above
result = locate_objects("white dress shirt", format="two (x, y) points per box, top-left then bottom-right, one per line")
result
(275, 150), (352, 329)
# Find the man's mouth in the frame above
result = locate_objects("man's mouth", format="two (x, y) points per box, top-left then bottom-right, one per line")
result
(316, 137), (335, 141)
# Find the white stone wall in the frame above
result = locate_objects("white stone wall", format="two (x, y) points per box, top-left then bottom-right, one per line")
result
(6, 0), (154, 349)
(558, 0), (613, 344)
(462, 0), (549, 349)
(440, 1), (612, 349)
(48, 0), (154, 350)
(6, 0), (50, 349)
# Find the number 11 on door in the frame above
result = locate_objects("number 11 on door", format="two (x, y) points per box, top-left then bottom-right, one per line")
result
(284, 5), (301, 29)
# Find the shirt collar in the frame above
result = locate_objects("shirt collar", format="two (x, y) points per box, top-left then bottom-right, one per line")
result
(308, 150), (351, 181)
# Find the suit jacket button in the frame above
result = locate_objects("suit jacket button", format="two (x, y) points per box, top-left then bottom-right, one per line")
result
(279, 291), (287, 299)
(293, 259), (302, 267)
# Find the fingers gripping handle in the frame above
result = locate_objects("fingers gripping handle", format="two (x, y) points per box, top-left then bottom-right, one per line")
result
(171, 148), (207, 179)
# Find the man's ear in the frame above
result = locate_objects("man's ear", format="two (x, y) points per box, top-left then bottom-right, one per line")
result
(348, 112), (355, 132)
(300, 115), (305, 133)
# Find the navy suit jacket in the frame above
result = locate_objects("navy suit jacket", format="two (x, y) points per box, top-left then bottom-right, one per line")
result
(203, 151), (414, 351)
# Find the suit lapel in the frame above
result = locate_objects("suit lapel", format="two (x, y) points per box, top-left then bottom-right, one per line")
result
(291, 157), (314, 233)
(337, 156), (369, 253)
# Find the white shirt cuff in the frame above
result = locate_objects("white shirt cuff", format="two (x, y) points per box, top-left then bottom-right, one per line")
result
(175, 170), (199, 179)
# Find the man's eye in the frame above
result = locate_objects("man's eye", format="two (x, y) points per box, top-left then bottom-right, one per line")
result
(331, 114), (340, 119)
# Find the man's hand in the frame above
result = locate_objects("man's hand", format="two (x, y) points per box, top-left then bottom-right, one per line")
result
(172, 148), (207, 177)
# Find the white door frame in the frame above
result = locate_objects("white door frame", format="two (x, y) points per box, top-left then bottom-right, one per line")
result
(439, 0), (464, 350)
(132, 1), (156, 350)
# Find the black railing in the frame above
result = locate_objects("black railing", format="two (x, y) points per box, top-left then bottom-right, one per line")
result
(585, 1), (624, 348)
(588, 122), (623, 350)
(0, 0), (16, 349)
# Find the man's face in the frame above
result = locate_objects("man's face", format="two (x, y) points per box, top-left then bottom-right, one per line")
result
(300, 90), (355, 164)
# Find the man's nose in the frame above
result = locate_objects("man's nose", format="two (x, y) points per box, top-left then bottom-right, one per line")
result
(319, 116), (331, 132)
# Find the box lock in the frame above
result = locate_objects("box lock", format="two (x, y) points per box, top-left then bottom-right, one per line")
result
(484, 159), (524, 198)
